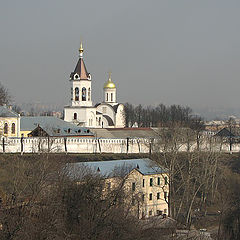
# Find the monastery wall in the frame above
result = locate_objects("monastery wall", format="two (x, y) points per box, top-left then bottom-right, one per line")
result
(0, 136), (239, 154)
(1, 137), (151, 154)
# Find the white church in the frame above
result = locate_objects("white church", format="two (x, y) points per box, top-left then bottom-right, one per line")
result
(64, 43), (125, 128)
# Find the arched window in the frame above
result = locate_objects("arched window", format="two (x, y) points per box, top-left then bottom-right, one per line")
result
(4, 123), (8, 134)
(88, 88), (91, 101)
(75, 87), (79, 101)
(106, 93), (108, 101)
(82, 87), (86, 101)
(111, 93), (113, 102)
(73, 113), (77, 120)
(11, 123), (15, 134)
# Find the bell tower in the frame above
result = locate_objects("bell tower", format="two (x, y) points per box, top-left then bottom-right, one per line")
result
(69, 43), (92, 107)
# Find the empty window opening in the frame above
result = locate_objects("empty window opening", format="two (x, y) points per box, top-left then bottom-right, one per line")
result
(150, 178), (153, 187)
(149, 193), (152, 200)
(88, 88), (91, 101)
(82, 87), (86, 101)
(132, 182), (136, 191)
(73, 113), (77, 120)
(4, 123), (8, 134)
(164, 177), (168, 185)
(75, 87), (79, 101)
(11, 123), (16, 134)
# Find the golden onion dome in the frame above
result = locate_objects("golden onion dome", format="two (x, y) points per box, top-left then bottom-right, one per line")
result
(104, 72), (116, 89)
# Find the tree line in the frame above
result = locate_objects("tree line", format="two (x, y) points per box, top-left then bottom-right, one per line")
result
(124, 102), (203, 128)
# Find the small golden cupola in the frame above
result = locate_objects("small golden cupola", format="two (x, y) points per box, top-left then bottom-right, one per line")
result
(104, 72), (116, 89)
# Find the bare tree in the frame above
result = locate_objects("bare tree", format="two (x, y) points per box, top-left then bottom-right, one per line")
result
(0, 82), (11, 106)
(152, 126), (222, 229)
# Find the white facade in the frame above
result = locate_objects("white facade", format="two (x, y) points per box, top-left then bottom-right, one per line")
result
(104, 87), (116, 104)
(64, 44), (125, 128)
(71, 79), (92, 107)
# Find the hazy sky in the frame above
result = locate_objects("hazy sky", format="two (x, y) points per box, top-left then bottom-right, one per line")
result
(0, 0), (240, 109)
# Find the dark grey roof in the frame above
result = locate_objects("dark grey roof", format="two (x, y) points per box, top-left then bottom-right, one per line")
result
(89, 128), (115, 138)
(112, 104), (120, 113)
(0, 106), (19, 118)
(67, 158), (168, 178)
(108, 128), (158, 138)
(94, 103), (101, 108)
(89, 128), (159, 139)
(20, 116), (93, 136)
(103, 115), (114, 126)
(95, 103), (122, 113)
(215, 127), (240, 137)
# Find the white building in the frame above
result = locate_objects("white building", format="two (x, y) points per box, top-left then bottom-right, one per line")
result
(67, 158), (169, 219)
(64, 43), (125, 128)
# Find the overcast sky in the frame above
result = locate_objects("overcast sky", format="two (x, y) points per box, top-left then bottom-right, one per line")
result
(0, 0), (240, 110)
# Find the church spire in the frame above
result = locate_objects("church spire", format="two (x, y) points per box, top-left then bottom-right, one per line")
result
(70, 42), (90, 80)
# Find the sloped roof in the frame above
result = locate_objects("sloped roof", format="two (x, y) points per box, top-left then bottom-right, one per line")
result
(67, 158), (167, 178)
(0, 106), (19, 118)
(108, 128), (158, 139)
(20, 116), (93, 137)
(112, 104), (120, 113)
(95, 103), (121, 113)
(89, 128), (115, 138)
(103, 115), (114, 126)
(89, 128), (158, 139)
(70, 58), (89, 80)
(215, 127), (240, 137)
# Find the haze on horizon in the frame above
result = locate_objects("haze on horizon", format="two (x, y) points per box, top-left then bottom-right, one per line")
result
(0, 0), (240, 112)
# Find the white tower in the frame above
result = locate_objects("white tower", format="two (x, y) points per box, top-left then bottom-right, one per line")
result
(103, 72), (117, 105)
(70, 43), (92, 107)
(64, 43), (97, 127)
